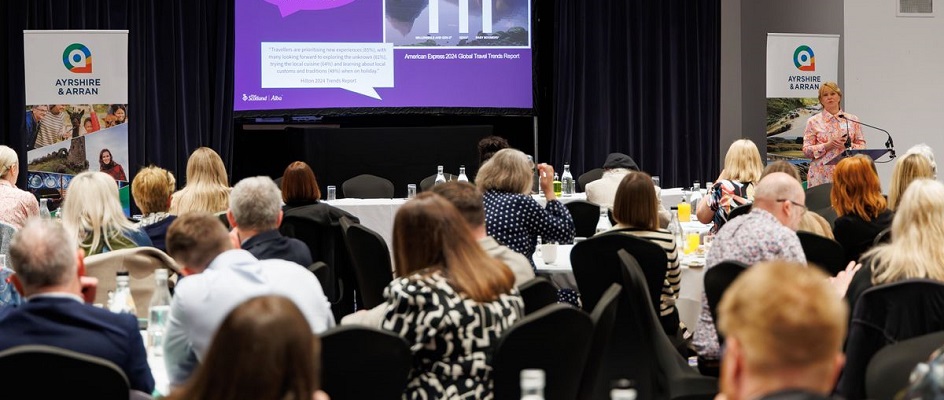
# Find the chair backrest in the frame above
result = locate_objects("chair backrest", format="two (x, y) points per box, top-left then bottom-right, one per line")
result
(797, 231), (847, 275)
(565, 200), (602, 238)
(874, 227), (892, 246)
(492, 304), (593, 400)
(617, 250), (718, 400)
(0, 344), (130, 398)
(215, 211), (230, 229)
(866, 331), (944, 400)
(320, 325), (412, 400)
(726, 203), (752, 221)
(805, 182), (833, 212)
(577, 168), (604, 192)
(839, 279), (944, 399)
(578, 283), (622, 400)
(571, 233), (666, 313)
(83, 246), (181, 318)
(342, 174), (395, 199)
(518, 276), (559, 315)
(308, 261), (331, 297)
(419, 173), (457, 192)
(704, 260), (748, 346)
(339, 217), (393, 310)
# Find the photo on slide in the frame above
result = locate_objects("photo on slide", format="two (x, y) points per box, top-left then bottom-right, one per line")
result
(385, 0), (529, 47)
(766, 97), (818, 182)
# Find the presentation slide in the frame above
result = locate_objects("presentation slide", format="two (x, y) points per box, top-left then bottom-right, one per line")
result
(234, 0), (533, 112)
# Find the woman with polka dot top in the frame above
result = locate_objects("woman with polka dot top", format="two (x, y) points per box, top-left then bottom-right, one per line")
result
(476, 149), (575, 265)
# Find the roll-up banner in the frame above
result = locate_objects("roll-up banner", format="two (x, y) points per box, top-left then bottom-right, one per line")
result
(23, 30), (131, 214)
(765, 33), (839, 185)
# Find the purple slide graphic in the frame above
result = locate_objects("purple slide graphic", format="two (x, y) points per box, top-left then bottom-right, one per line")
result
(235, 0), (533, 111)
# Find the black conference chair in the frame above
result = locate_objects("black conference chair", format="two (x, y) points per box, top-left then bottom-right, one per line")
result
(838, 279), (944, 399)
(342, 174), (395, 199)
(812, 206), (839, 229)
(320, 325), (412, 400)
(873, 227), (892, 246)
(726, 203), (752, 221)
(704, 260), (748, 346)
(0, 345), (131, 398)
(518, 276), (560, 315)
(339, 217), (394, 310)
(578, 283), (622, 400)
(419, 173), (457, 192)
(618, 250), (718, 400)
(565, 200), (602, 238)
(866, 331), (944, 400)
(796, 231), (847, 276)
(307, 261), (331, 296)
(492, 304), (593, 400)
(216, 211), (230, 229)
(805, 182), (833, 212)
(577, 168), (604, 192)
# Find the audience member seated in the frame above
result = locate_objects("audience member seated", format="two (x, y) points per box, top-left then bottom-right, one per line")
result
(62, 171), (152, 255)
(281, 161), (322, 212)
(887, 153), (934, 211)
(0, 219), (154, 393)
(131, 165), (177, 252)
(602, 171), (687, 338)
(761, 160), (802, 182)
(0, 146), (39, 228)
(163, 213), (334, 385)
(477, 148), (575, 263)
(904, 143), (937, 179)
(697, 139), (762, 233)
(845, 179), (944, 317)
(693, 172), (807, 369)
(169, 147), (231, 215)
(432, 182), (534, 286)
(586, 152), (670, 226)
(716, 261), (847, 400)
(378, 193), (523, 398)
(228, 176), (312, 266)
(165, 295), (329, 400)
(477, 135), (511, 165)
(798, 212), (834, 239)
(830, 155), (893, 263)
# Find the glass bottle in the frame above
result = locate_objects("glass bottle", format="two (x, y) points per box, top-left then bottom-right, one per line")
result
(561, 164), (575, 196)
(610, 379), (637, 400)
(434, 165), (447, 186)
(553, 173), (562, 197)
(148, 269), (172, 357)
(457, 165), (469, 182)
(668, 210), (684, 249)
(689, 180), (703, 209)
(39, 198), (51, 219)
(520, 369), (545, 400)
(109, 271), (137, 316)
(596, 206), (612, 233)
(529, 155), (540, 194)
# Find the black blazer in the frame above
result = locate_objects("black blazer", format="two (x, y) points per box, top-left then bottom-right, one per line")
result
(832, 210), (893, 263)
(242, 229), (313, 267)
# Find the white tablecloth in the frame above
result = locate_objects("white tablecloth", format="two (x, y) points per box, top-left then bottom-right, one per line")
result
(534, 244), (707, 330)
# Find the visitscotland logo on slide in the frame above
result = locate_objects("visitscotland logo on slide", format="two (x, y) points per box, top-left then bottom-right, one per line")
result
(793, 45), (815, 72)
(63, 43), (92, 73)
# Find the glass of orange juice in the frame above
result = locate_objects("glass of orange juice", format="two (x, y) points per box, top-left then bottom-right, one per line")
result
(677, 203), (692, 222)
(685, 232), (700, 255)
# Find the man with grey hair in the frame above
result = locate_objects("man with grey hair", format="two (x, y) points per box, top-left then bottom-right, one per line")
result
(227, 176), (311, 266)
(692, 172), (808, 373)
(0, 219), (154, 393)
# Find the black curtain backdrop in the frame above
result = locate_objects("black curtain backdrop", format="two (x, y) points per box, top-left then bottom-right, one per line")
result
(552, 0), (720, 188)
(0, 0), (234, 189)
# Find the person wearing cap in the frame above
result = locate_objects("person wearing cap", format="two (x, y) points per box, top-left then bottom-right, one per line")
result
(586, 152), (670, 227)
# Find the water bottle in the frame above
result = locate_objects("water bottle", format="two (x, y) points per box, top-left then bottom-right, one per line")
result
(553, 173), (562, 197)
(689, 181), (703, 209)
(108, 271), (137, 316)
(148, 269), (172, 357)
(530, 155), (540, 194)
(596, 206), (612, 233)
(457, 165), (469, 182)
(668, 210), (684, 249)
(610, 379), (637, 400)
(561, 164), (575, 196)
(39, 198), (51, 219)
(520, 369), (545, 400)
(434, 165), (447, 186)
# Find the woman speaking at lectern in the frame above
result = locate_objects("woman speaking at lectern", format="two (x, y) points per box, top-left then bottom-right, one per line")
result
(802, 82), (866, 187)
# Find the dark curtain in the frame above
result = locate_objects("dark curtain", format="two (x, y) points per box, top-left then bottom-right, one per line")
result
(0, 0), (234, 189)
(552, 0), (720, 188)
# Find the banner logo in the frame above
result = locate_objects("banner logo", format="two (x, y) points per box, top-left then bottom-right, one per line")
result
(793, 45), (815, 71)
(62, 43), (92, 73)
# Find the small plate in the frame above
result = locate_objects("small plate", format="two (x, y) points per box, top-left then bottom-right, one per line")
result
(687, 259), (706, 269)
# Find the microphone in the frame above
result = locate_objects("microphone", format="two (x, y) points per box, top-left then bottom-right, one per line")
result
(838, 114), (897, 159)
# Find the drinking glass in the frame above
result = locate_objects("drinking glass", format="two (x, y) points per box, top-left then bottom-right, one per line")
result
(685, 233), (701, 255)
(677, 202), (692, 222)
(326, 185), (337, 201)
(541, 243), (558, 264)
(407, 184), (417, 199)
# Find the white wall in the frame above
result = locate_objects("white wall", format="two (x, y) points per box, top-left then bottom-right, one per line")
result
(845, 0), (944, 189)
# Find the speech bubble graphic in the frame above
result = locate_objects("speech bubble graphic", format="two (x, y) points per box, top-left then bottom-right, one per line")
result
(264, 0), (357, 17)
(261, 42), (394, 100)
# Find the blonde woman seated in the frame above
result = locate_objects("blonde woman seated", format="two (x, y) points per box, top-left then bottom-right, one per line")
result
(169, 147), (231, 214)
(697, 139), (763, 233)
(0, 146), (39, 228)
(602, 171), (686, 337)
(62, 171), (152, 255)
(381, 193), (522, 399)
(887, 153), (934, 211)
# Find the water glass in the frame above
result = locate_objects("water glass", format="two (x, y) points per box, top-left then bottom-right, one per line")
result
(540, 243), (558, 264)
(677, 202), (692, 222)
(407, 184), (417, 199)
(326, 185), (337, 201)
(685, 233), (700, 255)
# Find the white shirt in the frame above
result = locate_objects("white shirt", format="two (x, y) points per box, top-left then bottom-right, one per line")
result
(163, 249), (334, 384)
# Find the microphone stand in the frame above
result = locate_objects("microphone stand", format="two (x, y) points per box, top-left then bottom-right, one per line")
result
(838, 114), (896, 159)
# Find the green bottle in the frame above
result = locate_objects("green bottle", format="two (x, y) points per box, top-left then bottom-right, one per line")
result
(553, 173), (562, 197)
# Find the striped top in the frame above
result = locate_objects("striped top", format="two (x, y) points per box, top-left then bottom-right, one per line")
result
(604, 225), (680, 317)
